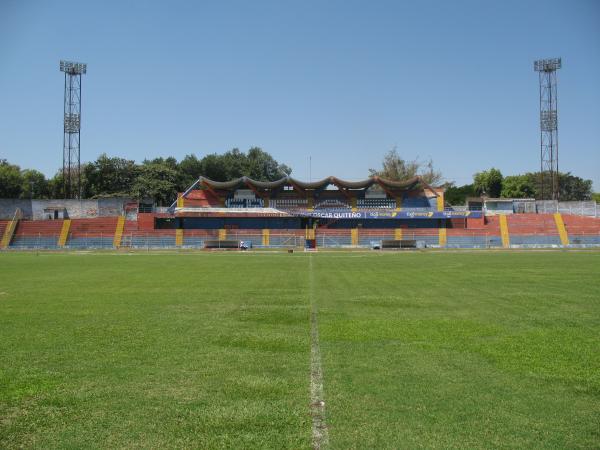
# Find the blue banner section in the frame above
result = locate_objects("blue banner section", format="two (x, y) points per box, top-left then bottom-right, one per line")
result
(293, 210), (482, 219)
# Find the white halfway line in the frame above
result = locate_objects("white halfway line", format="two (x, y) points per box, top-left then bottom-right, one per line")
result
(309, 255), (329, 449)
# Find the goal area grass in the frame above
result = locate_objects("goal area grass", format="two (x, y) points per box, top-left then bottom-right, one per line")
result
(1, 250), (599, 448)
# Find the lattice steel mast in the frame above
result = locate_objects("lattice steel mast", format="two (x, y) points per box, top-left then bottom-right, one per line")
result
(534, 57), (561, 200)
(60, 60), (86, 199)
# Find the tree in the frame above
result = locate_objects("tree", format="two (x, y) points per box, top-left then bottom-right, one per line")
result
(47, 171), (66, 199)
(20, 169), (49, 199)
(369, 148), (443, 185)
(221, 148), (248, 180)
(199, 153), (230, 181)
(592, 193), (600, 203)
(190, 147), (291, 184)
(83, 153), (138, 198)
(132, 161), (179, 205)
(443, 183), (476, 205)
(473, 168), (503, 198)
(146, 156), (178, 171)
(47, 168), (87, 199)
(500, 175), (535, 198)
(246, 147), (291, 181)
(0, 160), (23, 198)
(557, 172), (593, 201)
(178, 154), (204, 188)
(518, 171), (593, 201)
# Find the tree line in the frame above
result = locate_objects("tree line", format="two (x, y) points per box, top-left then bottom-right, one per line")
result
(1, 148), (596, 205)
(444, 167), (595, 204)
(0, 148), (291, 205)
(369, 149), (595, 203)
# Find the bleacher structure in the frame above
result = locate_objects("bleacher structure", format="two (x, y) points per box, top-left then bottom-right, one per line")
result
(1, 175), (599, 250)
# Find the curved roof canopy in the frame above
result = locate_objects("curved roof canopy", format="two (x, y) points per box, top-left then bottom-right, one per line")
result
(171, 175), (437, 210)
(195, 175), (425, 192)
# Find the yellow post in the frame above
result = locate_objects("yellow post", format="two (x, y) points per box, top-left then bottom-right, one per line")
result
(350, 197), (357, 212)
(553, 213), (569, 246)
(263, 197), (269, 208)
(176, 194), (184, 208)
(175, 229), (184, 247)
(307, 196), (314, 211)
(58, 219), (71, 247)
(395, 196), (402, 211)
(499, 215), (510, 248)
(351, 228), (359, 246)
(438, 228), (447, 247)
(394, 228), (403, 240)
(262, 229), (270, 246)
(1, 208), (22, 249)
(436, 195), (444, 212)
(218, 228), (227, 240)
(113, 216), (126, 248)
(0, 217), (18, 249)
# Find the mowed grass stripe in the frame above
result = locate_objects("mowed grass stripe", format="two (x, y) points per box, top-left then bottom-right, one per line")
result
(309, 255), (329, 449)
(0, 253), (312, 448)
(315, 251), (600, 449)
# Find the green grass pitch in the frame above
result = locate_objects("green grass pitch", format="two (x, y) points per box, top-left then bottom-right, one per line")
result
(1, 250), (599, 448)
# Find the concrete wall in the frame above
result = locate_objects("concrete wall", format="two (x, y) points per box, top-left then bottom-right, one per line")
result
(99, 198), (137, 217)
(31, 199), (99, 220)
(0, 199), (33, 219)
(0, 198), (139, 220)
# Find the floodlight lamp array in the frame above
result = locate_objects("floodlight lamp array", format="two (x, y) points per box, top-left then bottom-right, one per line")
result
(540, 110), (557, 131)
(534, 58), (561, 72)
(60, 60), (87, 74)
(64, 113), (81, 132)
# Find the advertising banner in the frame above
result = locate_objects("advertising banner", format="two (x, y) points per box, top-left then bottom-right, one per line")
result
(293, 210), (482, 219)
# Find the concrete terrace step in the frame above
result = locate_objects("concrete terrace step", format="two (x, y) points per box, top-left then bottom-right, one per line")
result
(70, 218), (119, 236)
(15, 220), (64, 235)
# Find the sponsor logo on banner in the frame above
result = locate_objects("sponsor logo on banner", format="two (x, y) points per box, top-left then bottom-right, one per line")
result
(405, 211), (434, 218)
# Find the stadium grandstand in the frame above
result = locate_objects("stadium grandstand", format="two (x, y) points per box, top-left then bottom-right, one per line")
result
(1, 175), (599, 250)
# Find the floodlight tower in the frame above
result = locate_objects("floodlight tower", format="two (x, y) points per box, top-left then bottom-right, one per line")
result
(534, 57), (561, 200)
(60, 60), (87, 199)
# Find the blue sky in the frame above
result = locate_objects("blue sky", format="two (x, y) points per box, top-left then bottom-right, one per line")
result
(1, 0), (599, 189)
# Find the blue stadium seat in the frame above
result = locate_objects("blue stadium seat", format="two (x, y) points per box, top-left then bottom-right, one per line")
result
(67, 237), (114, 249)
(10, 236), (58, 249)
(509, 235), (561, 246)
